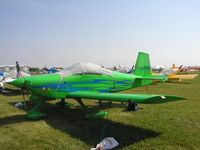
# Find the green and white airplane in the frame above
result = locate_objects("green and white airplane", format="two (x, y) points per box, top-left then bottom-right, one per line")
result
(11, 52), (185, 119)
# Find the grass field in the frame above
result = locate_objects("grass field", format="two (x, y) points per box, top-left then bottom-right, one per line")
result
(0, 72), (200, 150)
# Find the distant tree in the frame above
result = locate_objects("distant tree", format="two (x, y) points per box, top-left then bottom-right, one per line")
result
(29, 67), (40, 72)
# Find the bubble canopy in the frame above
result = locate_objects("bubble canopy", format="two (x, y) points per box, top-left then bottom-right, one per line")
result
(62, 63), (114, 77)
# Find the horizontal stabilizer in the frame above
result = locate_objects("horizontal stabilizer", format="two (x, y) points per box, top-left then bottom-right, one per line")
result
(68, 92), (186, 104)
(135, 75), (168, 82)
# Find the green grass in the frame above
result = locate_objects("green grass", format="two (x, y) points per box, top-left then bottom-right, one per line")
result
(0, 72), (200, 150)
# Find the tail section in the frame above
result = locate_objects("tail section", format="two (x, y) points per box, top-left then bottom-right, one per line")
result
(172, 64), (176, 69)
(134, 52), (151, 76)
(133, 52), (168, 88)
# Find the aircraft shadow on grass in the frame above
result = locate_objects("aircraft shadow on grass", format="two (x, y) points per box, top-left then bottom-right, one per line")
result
(92, 102), (144, 112)
(1, 102), (161, 149)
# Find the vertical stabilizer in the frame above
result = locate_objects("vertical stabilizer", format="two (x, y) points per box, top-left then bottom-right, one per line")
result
(133, 52), (167, 88)
(172, 64), (176, 69)
(134, 52), (152, 76)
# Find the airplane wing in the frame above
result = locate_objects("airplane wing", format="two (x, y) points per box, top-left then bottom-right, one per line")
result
(68, 92), (185, 104)
(168, 74), (198, 80)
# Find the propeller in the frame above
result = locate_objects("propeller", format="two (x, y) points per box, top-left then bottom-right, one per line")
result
(16, 61), (28, 109)
(21, 80), (31, 110)
(178, 65), (183, 69)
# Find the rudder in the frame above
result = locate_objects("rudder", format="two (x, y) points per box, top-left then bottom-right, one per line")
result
(134, 52), (152, 76)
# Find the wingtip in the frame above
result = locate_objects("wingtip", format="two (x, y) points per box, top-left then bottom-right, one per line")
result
(164, 95), (187, 100)
(141, 95), (187, 104)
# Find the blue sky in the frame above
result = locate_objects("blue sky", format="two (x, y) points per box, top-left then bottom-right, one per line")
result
(0, 0), (200, 68)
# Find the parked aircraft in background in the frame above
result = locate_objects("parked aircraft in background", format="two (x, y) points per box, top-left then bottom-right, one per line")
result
(153, 64), (198, 82)
(48, 67), (62, 74)
(0, 62), (30, 93)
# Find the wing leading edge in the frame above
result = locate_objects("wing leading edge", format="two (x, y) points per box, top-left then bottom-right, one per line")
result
(68, 92), (185, 104)
(169, 74), (198, 80)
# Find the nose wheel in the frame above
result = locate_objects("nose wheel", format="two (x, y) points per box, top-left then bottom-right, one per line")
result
(27, 101), (46, 120)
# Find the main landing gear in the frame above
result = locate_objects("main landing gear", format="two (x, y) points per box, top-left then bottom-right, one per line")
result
(76, 98), (108, 119)
(27, 98), (108, 120)
(55, 98), (73, 108)
(27, 101), (46, 120)
(27, 98), (73, 120)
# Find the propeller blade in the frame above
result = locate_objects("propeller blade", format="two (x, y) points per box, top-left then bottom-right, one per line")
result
(21, 83), (28, 110)
(178, 65), (183, 69)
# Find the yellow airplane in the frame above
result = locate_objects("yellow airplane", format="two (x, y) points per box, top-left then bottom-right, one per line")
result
(153, 64), (198, 82)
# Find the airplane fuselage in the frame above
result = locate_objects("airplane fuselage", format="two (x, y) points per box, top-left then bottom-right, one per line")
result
(12, 71), (142, 99)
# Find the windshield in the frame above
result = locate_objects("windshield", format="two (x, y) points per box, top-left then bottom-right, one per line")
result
(62, 63), (113, 77)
